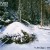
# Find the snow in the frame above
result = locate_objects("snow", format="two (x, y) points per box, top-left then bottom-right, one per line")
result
(5, 19), (11, 23)
(0, 42), (50, 50)
(38, 25), (50, 30)
(2, 22), (33, 36)
(0, 22), (50, 50)
(33, 25), (50, 43)
(22, 19), (30, 25)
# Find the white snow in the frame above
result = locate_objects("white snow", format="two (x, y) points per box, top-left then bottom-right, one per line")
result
(32, 25), (50, 43)
(2, 22), (33, 36)
(5, 19), (11, 23)
(0, 22), (50, 50)
(38, 25), (50, 30)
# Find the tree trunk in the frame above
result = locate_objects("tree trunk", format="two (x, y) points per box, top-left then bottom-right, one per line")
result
(41, 0), (43, 27)
(19, 0), (21, 22)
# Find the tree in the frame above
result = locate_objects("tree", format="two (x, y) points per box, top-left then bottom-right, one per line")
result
(19, 0), (22, 22)
(41, 0), (43, 27)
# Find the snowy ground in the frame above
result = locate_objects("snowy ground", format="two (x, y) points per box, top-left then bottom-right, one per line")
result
(0, 22), (50, 50)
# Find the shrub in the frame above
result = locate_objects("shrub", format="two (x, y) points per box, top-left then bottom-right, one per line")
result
(1, 31), (36, 44)
(2, 35), (13, 44)
(15, 30), (36, 44)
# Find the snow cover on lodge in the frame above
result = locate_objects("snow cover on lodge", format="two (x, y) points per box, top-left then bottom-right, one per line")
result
(2, 22), (33, 36)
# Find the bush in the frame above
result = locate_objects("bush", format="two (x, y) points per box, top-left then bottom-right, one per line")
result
(2, 35), (13, 44)
(1, 31), (36, 44)
(15, 30), (36, 44)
